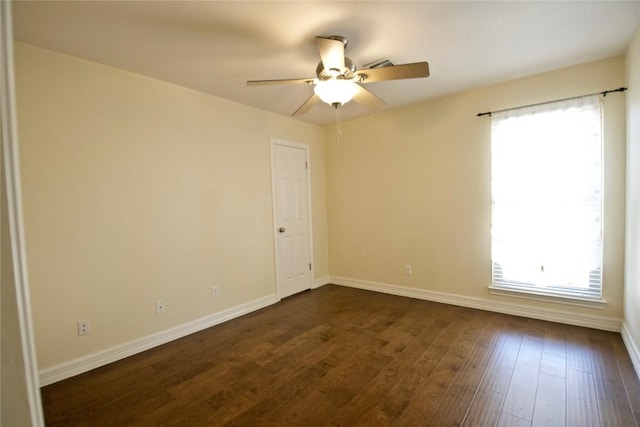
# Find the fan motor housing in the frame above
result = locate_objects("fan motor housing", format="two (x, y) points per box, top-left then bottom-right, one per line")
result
(316, 57), (356, 81)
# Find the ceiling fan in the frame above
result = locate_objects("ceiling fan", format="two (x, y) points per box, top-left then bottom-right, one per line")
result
(247, 35), (430, 116)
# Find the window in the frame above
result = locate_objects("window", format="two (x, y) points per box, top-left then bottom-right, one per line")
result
(490, 95), (603, 300)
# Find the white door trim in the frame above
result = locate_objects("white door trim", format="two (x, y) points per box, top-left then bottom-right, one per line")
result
(1, 1), (45, 424)
(270, 137), (314, 300)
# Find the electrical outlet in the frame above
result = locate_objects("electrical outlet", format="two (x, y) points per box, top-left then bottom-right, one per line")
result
(211, 286), (219, 299)
(77, 320), (90, 336)
(156, 300), (166, 314)
(404, 265), (413, 276)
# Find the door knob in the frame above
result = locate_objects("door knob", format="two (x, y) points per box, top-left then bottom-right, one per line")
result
(278, 227), (286, 233)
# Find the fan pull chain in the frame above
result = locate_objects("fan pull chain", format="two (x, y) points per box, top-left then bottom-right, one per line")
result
(335, 105), (342, 143)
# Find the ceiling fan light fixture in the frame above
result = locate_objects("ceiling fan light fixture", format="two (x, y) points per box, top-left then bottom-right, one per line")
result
(314, 79), (358, 107)
(247, 35), (429, 117)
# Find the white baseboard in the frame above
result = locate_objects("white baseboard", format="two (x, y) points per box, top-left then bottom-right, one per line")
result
(312, 275), (330, 289)
(330, 276), (622, 332)
(622, 322), (640, 381)
(39, 279), (630, 386)
(39, 293), (279, 386)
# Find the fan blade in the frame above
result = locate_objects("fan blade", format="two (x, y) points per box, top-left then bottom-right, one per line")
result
(247, 78), (314, 86)
(316, 37), (345, 73)
(355, 62), (430, 83)
(352, 85), (386, 111)
(292, 93), (322, 116)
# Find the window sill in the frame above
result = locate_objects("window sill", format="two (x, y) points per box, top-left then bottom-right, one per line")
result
(488, 285), (607, 309)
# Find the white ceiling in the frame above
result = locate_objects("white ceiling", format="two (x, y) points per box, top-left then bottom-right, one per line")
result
(12, 1), (640, 126)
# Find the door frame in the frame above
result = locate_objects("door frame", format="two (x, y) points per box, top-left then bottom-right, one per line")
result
(270, 137), (314, 300)
(1, 1), (46, 424)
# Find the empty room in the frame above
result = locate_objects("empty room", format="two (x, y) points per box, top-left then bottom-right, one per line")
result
(2, 1), (640, 426)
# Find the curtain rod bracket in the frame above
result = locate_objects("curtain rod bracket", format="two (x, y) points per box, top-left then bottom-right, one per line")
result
(601, 87), (627, 97)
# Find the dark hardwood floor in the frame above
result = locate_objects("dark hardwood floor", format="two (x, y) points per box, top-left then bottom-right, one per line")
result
(41, 285), (640, 426)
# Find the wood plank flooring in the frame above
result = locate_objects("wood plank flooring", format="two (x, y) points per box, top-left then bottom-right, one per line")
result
(41, 285), (640, 426)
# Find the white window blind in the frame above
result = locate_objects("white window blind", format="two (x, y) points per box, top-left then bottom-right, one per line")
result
(491, 95), (603, 299)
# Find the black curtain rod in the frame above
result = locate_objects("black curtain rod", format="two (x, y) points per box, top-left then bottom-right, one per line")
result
(476, 87), (628, 117)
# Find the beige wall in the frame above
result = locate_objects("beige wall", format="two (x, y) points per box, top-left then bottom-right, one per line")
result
(625, 26), (640, 375)
(326, 56), (627, 322)
(14, 43), (328, 371)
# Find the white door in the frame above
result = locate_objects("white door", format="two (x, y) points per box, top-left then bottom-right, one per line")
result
(272, 140), (312, 299)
